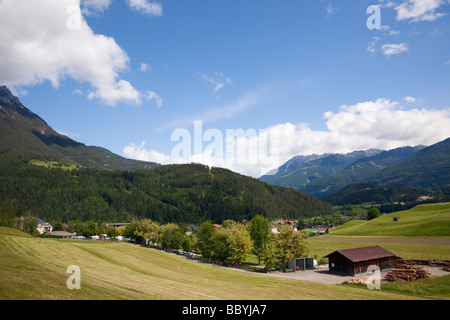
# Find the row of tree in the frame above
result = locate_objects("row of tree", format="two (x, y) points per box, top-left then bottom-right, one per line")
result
(0, 199), (39, 235)
(127, 214), (311, 270)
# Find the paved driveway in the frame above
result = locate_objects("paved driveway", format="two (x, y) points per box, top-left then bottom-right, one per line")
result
(262, 269), (355, 284)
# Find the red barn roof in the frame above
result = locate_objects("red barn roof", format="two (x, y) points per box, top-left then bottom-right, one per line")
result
(324, 245), (397, 263)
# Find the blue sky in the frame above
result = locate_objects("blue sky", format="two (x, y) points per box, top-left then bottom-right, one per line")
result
(1, 0), (450, 177)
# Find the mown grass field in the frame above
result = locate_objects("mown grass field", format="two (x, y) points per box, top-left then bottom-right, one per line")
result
(0, 226), (449, 300)
(1, 203), (450, 300)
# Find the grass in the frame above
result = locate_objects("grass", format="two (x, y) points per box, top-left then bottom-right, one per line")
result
(1, 227), (447, 300)
(2, 203), (450, 300)
(328, 202), (450, 237)
(29, 159), (80, 171)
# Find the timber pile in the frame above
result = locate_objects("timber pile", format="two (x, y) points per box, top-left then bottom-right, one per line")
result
(396, 259), (450, 272)
(384, 265), (432, 282)
(346, 278), (367, 285)
(429, 260), (450, 272)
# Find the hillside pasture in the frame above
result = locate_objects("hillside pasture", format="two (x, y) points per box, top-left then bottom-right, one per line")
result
(328, 202), (450, 237)
(0, 227), (441, 300)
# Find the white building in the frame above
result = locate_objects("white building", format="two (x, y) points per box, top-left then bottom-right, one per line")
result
(37, 219), (52, 234)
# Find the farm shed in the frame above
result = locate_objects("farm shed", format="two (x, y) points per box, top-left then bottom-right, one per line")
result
(288, 257), (316, 272)
(324, 245), (398, 276)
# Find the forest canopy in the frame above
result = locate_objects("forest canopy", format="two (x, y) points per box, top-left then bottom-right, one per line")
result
(0, 151), (333, 224)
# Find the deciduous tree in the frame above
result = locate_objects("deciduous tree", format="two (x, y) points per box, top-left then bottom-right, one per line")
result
(248, 215), (271, 265)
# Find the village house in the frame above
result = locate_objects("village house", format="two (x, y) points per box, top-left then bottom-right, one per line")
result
(318, 227), (331, 235)
(37, 219), (52, 234)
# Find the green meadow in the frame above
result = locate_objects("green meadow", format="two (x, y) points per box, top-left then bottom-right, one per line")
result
(328, 202), (450, 237)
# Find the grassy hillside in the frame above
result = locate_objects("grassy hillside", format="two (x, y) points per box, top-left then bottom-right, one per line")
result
(328, 202), (450, 237)
(1, 227), (444, 300)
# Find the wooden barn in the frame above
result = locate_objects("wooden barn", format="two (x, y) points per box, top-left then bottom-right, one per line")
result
(324, 245), (398, 276)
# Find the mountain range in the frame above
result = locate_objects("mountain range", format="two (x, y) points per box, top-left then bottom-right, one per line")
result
(260, 138), (449, 198)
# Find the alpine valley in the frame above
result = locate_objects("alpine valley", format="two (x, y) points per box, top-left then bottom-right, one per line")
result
(1, 86), (449, 224)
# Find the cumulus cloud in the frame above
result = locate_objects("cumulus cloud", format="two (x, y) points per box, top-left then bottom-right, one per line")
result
(125, 0), (162, 16)
(146, 90), (163, 108)
(0, 0), (159, 106)
(199, 72), (232, 93)
(81, 0), (112, 15)
(123, 141), (172, 164)
(381, 43), (409, 56)
(124, 98), (450, 177)
(139, 63), (151, 72)
(395, 0), (446, 22)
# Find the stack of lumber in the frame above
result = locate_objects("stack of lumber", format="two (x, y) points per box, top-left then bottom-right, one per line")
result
(397, 259), (450, 272)
(346, 278), (367, 285)
(384, 265), (431, 282)
(429, 260), (450, 272)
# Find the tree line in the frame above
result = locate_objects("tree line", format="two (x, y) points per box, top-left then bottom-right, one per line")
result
(0, 199), (40, 236)
(126, 214), (311, 270)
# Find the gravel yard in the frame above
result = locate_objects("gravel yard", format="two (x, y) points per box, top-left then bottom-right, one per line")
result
(263, 264), (450, 285)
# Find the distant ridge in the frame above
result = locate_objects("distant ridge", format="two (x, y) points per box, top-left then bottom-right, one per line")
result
(260, 137), (449, 199)
(260, 149), (383, 191)
(301, 145), (425, 197)
(0, 86), (159, 170)
(365, 137), (450, 190)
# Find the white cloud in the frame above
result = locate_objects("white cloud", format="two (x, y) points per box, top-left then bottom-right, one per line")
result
(123, 141), (172, 164)
(395, 0), (446, 22)
(378, 1), (398, 8)
(0, 0), (143, 106)
(325, 3), (339, 18)
(139, 63), (151, 72)
(158, 92), (259, 132)
(367, 37), (379, 54)
(404, 96), (416, 103)
(126, 0), (162, 16)
(381, 25), (401, 35)
(81, 0), (111, 15)
(381, 43), (409, 56)
(146, 90), (163, 108)
(124, 98), (450, 177)
(199, 72), (232, 93)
